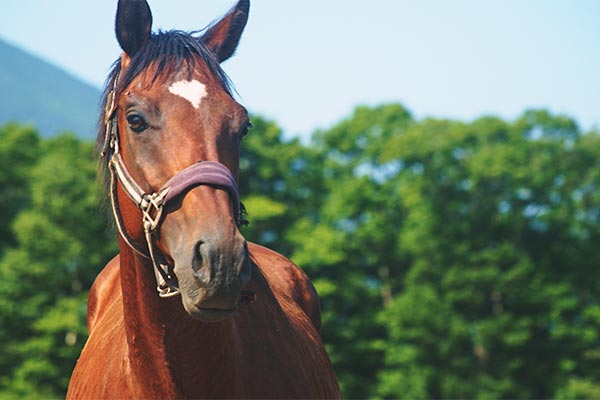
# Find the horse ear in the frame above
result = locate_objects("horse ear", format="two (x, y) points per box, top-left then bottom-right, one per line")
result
(115, 0), (153, 57)
(201, 0), (249, 63)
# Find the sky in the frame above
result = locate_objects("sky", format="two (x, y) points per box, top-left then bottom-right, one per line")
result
(1, 0), (599, 140)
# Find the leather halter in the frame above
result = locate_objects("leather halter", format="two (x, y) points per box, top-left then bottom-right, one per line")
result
(102, 75), (243, 298)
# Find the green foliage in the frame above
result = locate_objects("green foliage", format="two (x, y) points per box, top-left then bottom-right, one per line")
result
(240, 115), (324, 254)
(0, 128), (115, 397)
(1, 102), (599, 398)
(369, 109), (600, 399)
(0, 123), (39, 249)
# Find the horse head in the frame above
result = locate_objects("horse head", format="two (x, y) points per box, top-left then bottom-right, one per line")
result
(101, 0), (252, 322)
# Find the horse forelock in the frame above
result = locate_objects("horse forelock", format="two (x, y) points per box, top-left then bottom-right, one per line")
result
(96, 30), (234, 196)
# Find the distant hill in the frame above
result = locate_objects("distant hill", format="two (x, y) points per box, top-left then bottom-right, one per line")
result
(0, 38), (101, 140)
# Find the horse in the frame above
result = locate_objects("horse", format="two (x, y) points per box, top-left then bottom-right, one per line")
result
(66, 1), (340, 398)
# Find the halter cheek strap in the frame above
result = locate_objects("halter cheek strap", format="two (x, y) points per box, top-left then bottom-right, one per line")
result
(104, 79), (243, 298)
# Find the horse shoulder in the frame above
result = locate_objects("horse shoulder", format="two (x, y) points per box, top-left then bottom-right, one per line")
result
(248, 242), (322, 332)
(87, 255), (121, 333)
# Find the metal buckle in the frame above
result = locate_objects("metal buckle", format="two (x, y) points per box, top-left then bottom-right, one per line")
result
(141, 190), (169, 232)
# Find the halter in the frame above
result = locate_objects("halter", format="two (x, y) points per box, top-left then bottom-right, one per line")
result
(102, 74), (244, 298)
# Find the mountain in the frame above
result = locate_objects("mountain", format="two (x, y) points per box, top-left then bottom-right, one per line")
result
(0, 38), (102, 140)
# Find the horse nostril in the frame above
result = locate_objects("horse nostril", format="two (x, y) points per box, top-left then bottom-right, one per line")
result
(192, 241), (204, 270)
(190, 238), (249, 289)
(191, 241), (211, 284)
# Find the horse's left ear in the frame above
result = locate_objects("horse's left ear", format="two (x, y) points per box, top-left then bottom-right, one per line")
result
(201, 0), (249, 63)
(115, 0), (153, 58)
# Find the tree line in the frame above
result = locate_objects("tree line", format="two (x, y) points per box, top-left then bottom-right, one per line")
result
(0, 104), (599, 398)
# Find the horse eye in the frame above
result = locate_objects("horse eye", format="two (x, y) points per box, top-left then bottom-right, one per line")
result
(126, 114), (148, 133)
(239, 122), (252, 141)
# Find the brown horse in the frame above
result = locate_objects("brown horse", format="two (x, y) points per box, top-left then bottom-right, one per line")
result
(66, 1), (340, 398)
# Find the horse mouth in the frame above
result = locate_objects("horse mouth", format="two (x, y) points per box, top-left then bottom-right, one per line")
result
(181, 295), (239, 322)
(187, 304), (238, 322)
(172, 249), (251, 322)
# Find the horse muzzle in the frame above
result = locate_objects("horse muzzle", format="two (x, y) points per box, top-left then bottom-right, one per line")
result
(172, 232), (252, 322)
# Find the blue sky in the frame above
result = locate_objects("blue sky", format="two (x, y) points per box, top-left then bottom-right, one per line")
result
(1, 1), (599, 139)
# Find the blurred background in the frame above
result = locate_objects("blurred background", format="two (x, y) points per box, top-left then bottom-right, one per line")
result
(0, 1), (599, 398)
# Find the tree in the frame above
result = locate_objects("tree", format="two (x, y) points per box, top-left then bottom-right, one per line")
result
(377, 111), (600, 398)
(0, 123), (39, 250)
(0, 129), (116, 398)
(287, 104), (414, 397)
(239, 115), (323, 255)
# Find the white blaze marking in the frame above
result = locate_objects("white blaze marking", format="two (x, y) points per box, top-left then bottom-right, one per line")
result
(168, 79), (207, 109)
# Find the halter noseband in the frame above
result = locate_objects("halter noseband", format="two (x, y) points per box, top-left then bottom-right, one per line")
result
(102, 75), (243, 298)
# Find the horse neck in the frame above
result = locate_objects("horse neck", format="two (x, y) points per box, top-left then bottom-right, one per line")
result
(119, 241), (239, 397)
